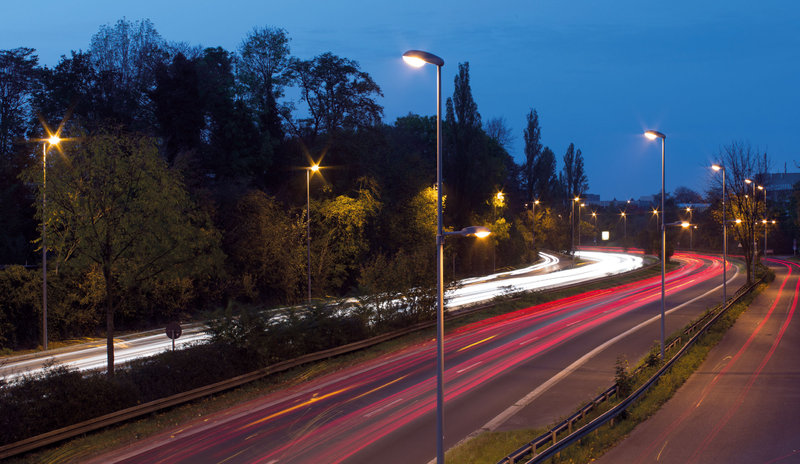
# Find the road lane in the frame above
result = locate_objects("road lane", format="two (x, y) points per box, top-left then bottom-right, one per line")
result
(83, 252), (740, 464)
(595, 257), (800, 464)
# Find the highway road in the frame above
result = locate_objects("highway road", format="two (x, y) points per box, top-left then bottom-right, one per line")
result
(83, 252), (742, 464)
(595, 256), (800, 464)
(0, 251), (641, 381)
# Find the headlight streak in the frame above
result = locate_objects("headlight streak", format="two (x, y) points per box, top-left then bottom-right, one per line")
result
(2, 251), (629, 381)
(107, 252), (729, 464)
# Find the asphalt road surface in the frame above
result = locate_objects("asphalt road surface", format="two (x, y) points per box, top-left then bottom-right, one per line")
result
(84, 252), (742, 464)
(596, 256), (800, 464)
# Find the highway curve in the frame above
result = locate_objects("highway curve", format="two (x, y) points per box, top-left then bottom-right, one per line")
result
(85, 252), (741, 464)
(596, 257), (800, 464)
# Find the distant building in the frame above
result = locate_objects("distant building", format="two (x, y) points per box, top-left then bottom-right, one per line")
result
(762, 172), (800, 206)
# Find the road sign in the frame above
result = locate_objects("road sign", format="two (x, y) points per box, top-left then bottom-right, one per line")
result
(165, 321), (182, 350)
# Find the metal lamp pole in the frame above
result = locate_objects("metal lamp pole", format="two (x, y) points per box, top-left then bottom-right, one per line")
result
(759, 185), (766, 257)
(712, 164), (727, 305)
(645, 130), (666, 359)
(531, 199), (539, 257)
(306, 164), (319, 305)
(41, 135), (60, 350)
(745, 179), (757, 280)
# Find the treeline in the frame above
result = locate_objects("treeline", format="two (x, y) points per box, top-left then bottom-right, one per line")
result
(0, 19), (596, 352)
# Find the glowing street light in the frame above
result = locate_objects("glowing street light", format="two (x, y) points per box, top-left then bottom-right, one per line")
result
(711, 164), (728, 306)
(404, 49), (489, 464)
(644, 129), (666, 360)
(620, 211), (627, 245)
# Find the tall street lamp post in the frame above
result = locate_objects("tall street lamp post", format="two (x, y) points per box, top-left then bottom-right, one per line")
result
(531, 199), (540, 257)
(41, 135), (61, 350)
(578, 203), (585, 248)
(306, 163), (320, 305)
(712, 164), (727, 305)
(620, 211), (627, 246)
(686, 207), (693, 249)
(645, 130), (666, 360)
(758, 185), (767, 257)
(571, 196), (580, 255)
(404, 49), (490, 464)
(744, 178), (760, 280)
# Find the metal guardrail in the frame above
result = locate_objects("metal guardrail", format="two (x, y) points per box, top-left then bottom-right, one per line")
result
(496, 275), (763, 464)
(0, 253), (653, 460)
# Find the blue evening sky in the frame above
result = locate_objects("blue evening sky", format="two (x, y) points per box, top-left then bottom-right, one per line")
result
(3, 0), (799, 201)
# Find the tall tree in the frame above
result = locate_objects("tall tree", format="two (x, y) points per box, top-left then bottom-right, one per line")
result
(522, 109), (543, 202)
(88, 18), (168, 128)
(0, 48), (40, 264)
(150, 52), (203, 164)
(35, 129), (221, 375)
(709, 141), (769, 283)
(289, 52), (383, 138)
(238, 26), (291, 143)
(561, 142), (588, 199)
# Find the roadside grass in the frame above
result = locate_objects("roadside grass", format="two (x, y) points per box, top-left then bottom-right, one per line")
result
(4, 260), (683, 464)
(445, 270), (766, 464)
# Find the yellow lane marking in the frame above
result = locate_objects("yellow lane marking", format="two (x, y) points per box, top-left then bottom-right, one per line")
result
(457, 335), (497, 352)
(352, 375), (408, 401)
(237, 386), (354, 431)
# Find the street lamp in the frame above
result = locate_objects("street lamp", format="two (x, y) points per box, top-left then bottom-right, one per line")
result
(620, 211), (627, 246)
(644, 129), (666, 360)
(571, 196), (580, 255)
(685, 207), (693, 249)
(591, 211), (597, 244)
(578, 203), (585, 248)
(712, 164), (727, 305)
(531, 199), (540, 256)
(40, 134), (61, 350)
(759, 185), (765, 258)
(404, 49), (490, 464)
(744, 178), (760, 280)
(306, 163), (320, 305)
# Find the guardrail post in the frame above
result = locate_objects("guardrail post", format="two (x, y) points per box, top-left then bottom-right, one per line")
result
(551, 430), (557, 445)
(568, 418), (573, 434)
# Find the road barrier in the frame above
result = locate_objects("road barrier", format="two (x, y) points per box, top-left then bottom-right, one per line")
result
(496, 273), (763, 464)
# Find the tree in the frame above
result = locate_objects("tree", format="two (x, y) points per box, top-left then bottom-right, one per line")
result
(561, 142), (588, 199)
(224, 191), (305, 304)
(238, 26), (291, 143)
(88, 18), (168, 128)
(314, 178), (381, 294)
(673, 186), (703, 204)
(0, 48), (39, 263)
(289, 52), (383, 138)
(709, 141), (769, 283)
(150, 52), (203, 164)
(522, 109), (542, 202)
(485, 117), (514, 152)
(35, 129), (222, 375)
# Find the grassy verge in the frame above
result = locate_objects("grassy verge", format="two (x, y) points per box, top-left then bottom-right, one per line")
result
(445, 272), (767, 464)
(5, 260), (681, 464)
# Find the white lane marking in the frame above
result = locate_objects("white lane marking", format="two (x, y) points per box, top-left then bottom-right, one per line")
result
(457, 362), (483, 374)
(364, 397), (404, 418)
